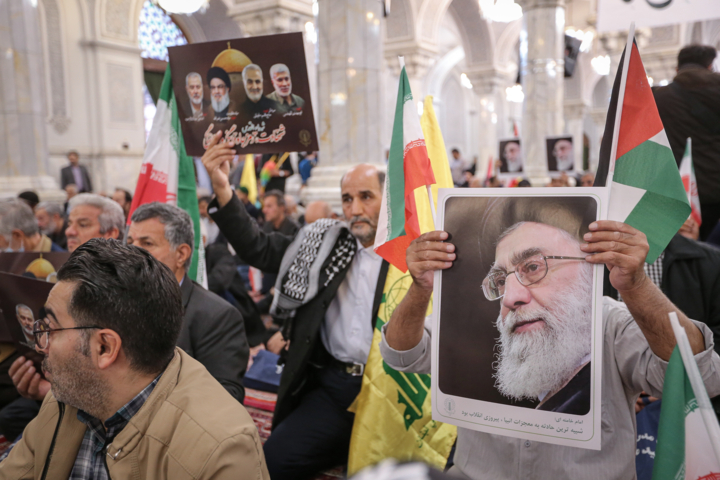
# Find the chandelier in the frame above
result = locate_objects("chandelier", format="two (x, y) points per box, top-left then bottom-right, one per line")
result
(478, 0), (523, 23)
(154, 0), (208, 15)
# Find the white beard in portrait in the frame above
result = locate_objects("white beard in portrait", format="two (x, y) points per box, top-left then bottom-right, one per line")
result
(212, 91), (231, 114)
(493, 263), (593, 401)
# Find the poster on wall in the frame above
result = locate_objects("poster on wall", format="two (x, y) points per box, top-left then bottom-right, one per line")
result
(431, 188), (607, 450)
(546, 136), (575, 176)
(597, 0), (720, 33)
(168, 32), (319, 157)
(498, 138), (523, 176)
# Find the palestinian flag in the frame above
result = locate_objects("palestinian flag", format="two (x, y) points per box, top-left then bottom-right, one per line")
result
(594, 38), (690, 263)
(374, 59), (436, 272)
(128, 66), (206, 285)
(652, 347), (720, 480)
(679, 138), (702, 226)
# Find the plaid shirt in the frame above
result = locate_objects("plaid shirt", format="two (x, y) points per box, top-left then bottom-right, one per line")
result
(69, 374), (160, 480)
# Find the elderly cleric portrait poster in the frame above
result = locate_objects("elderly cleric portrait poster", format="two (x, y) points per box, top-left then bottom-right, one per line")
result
(431, 188), (607, 450)
(546, 135), (576, 176)
(168, 32), (319, 157)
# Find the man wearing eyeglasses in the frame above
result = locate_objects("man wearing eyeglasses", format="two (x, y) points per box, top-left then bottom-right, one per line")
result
(380, 219), (720, 479)
(0, 239), (269, 479)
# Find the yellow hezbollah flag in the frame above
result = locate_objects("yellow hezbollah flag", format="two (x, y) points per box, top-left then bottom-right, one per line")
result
(347, 96), (456, 475)
(240, 154), (258, 205)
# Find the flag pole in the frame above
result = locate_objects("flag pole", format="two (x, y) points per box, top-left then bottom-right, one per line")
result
(668, 312), (720, 465)
(606, 22), (636, 186)
(427, 185), (437, 229)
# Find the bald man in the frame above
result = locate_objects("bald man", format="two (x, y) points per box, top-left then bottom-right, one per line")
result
(202, 132), (389, 479)
(304, 201), (333, 224)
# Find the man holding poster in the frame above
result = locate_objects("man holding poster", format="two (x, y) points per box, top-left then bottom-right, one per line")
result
(381, 209), (720, 478)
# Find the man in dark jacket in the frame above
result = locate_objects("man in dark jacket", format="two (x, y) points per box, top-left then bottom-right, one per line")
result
(59, 151), (93, 193)
(127, 202), (249, 403)
(653, 45), (720, 240)
(203, 131), (388, 480)
(206, 241), (270, 347)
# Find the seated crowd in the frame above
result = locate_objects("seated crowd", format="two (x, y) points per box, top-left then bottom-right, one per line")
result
(0, 45), (718, 480)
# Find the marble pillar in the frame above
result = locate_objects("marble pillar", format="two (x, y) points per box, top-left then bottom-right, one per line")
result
(302, 0), (383, 210)
(517, 0), (565, 184)
(227, 0), (314, 37)
(588, 107), (607, 172)
(564, 100), (587, 172)
(466, 70), (511, 178)
(0, 0), (62, 200)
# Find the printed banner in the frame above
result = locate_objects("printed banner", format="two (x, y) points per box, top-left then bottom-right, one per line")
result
(0, 273), (55, 370)
(168, 32), (319, 157)
(498, 138), (523, 178)
(546, 136), (576, 177)
(432, 188), (607, 450)
(597, 0), (720, 33)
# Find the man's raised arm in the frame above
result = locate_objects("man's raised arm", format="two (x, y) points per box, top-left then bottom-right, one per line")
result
(385, 231), (455, 352)
(582, 220), (705, 360)
(202, 132), (291, 273)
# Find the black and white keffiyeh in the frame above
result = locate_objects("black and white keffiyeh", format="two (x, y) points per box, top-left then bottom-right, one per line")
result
(270, 218), (357, 321)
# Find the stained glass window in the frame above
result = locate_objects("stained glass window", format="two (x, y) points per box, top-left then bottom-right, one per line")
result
(138, 1), (187, 61)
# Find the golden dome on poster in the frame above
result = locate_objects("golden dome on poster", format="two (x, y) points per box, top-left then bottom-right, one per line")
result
(25, 256), (55, 281)
(211, 43), (252, 74)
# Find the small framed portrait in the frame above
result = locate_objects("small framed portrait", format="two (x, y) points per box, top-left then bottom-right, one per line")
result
(431, 187), (608, 450)
(546, 136), (575, 175)
(498, 138), (523, 175)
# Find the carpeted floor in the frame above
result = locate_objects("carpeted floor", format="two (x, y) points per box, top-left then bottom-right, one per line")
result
(245, 388), (345, 479)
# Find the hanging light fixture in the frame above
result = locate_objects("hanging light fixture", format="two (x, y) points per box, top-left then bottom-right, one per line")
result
(479, 0), (523, 23)
(155, 0), (208, 15)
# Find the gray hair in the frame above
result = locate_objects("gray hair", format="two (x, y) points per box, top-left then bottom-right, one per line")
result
(242, 64), (263, 83)
(16, 304), (33, 318)
(0, 199), (39, 237)
(185, 72), (202, 86)
(131, 202), (195, 270)
(269, 63), (290, 78)
(36, 201), (64, 217)
(68, 193), (125, 240)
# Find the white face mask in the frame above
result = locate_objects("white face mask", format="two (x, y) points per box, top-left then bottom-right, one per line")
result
(0, 233), (24, 252)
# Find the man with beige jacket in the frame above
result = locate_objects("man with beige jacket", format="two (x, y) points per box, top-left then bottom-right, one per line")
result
(0, 239), (269, 480)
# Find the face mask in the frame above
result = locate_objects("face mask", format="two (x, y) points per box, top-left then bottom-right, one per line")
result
(0, 234), (24, 252)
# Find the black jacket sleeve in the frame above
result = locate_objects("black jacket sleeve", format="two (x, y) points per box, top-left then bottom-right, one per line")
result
(209, 194), (293, 274)
(206, 243), (239, 294)
(186, 284), (249, 403)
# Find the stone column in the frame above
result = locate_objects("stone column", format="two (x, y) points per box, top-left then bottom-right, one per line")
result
(517, 0), (566, 184)
(0, 0), (62, 200)
(302, 0), (384, 210)
(466, 69), (512, 180)
(564, 100), (587, 173)
(588, 107), (607, 172)
(227, 0), (314, 36)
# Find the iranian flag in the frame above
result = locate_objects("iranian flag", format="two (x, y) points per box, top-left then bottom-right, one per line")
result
(374, 58), (436, 272)
(653, 314), (720, 480)
(128, 66), (206, 285)
(679, 138), (702, 226)
(593, 27), (690, 263)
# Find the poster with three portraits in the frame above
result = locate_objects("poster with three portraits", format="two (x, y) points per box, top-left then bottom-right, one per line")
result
(432, 187), (608, 450)
(168, 32), (319, 157)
